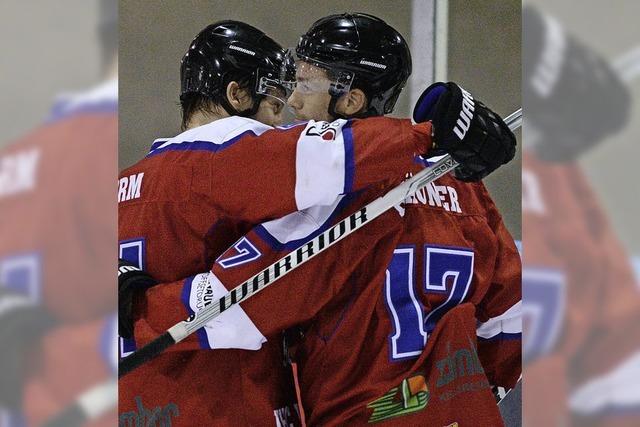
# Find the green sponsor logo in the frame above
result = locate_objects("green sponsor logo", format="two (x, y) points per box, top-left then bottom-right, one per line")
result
(119, 396), (179, 427)
(367, 374), (430, 423)
(435, 338), (489, 401)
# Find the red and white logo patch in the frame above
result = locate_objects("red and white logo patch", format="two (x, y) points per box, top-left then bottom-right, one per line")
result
(305, 121), (338, 141)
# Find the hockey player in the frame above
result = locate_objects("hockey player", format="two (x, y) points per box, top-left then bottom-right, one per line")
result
(117, 17), (516, 426)
(125, 13), (520, 426)
(522, 6), (640, 426)
(0, 1), (118, 425)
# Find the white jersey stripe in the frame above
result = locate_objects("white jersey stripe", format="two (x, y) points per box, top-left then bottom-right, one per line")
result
(477, 301), (522, 339)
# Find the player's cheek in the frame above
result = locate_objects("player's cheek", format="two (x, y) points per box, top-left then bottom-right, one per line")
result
(271, 108), (284, 127)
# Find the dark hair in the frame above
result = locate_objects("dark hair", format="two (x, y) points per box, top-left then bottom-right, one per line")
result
(179, 72), (254, 130)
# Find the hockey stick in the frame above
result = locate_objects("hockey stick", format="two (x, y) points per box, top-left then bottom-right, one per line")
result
(41, 379), (116, 427)
(119, 108), (523, 378)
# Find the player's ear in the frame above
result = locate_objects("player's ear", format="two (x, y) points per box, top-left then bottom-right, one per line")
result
(336, 88), (368, 116)
(226, 81), (253, 111)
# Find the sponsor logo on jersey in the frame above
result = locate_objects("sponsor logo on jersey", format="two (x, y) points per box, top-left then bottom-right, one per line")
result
(367, 374), (430, 423)
(304, 121), (339, 141)
(395, 173), (462, 216)
(453, 87), (475, 140)
(0, 148), (40, 199)
(119, 396), (179, 427)
(434, 338), (490, 402)
(118, 172), (144, 202)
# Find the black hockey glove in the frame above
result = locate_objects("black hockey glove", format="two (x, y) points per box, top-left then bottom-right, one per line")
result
(413, 82), (517, 181)
(0, 288), (55, 409)
(118, 258), (157, 339)
(523, 5), (630, 162)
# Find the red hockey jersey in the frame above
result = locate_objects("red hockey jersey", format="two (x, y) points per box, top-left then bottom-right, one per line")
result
(134, 167), (521, 426)
(0, 79), (117, 322)
(522, 150), (640, 426)
(118, 116), (436, 426)
(0, 80), (117, 427)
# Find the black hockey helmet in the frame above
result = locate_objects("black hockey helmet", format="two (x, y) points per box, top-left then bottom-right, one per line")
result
(295, 13), (412, 117)
(180, 20), (293, 117)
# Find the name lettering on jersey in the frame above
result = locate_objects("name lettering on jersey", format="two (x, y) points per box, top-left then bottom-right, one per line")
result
(395, 173), (462, 216)
(453, 88), (475, 140)
(522, 169), (546, 214)
(0, 148), (40, 199)
(118, 172), (144, 202)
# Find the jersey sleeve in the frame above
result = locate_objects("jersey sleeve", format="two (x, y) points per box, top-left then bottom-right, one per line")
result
(211, 117), (432, 222)
(132, 200), (402, 352)
(474, 184), (523, 389)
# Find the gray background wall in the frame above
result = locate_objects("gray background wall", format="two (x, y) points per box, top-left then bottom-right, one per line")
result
(119, 0), (522, 238)
(527, 0), (640, 253)
(0, 0), (101, 146)
(447, 0), (521, 238)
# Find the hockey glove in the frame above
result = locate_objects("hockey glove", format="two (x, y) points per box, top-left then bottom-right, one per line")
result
(118, 258), (157, 339)
(413, 82), (517, 181)
(523, 5), (630, 162)
(0, 288), (55, 409)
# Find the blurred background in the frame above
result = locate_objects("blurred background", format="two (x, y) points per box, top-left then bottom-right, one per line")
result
(522, 1), (640, 426)
(0, 1), (117, 426)
(119, 0), (522, 239)
(529, 0), (640, 255)
(0, 1), (103, 146)
(3, 0), (639, 425)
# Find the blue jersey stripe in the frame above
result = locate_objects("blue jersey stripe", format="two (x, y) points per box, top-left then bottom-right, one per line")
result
(343, 121), (355, 194)
(253, 194), (356, 251)
(146, 130), (258, 157)
(47, 100), (118, 123)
